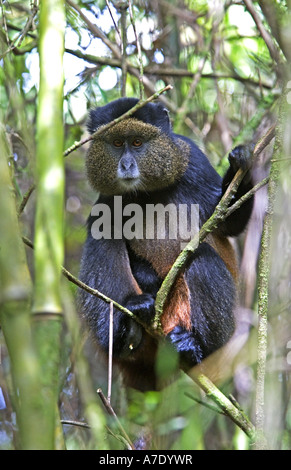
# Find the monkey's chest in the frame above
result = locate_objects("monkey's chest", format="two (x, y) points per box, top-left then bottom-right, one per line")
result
(128, 237), (183, 278)
(126, 203), (198, 278)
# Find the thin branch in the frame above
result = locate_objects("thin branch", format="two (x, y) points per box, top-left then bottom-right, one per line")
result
(66, 0), (121, 58)
(17, 184), (36, 216)
(65, 0), (173, 106)
(184, 391), (224, 415)
(189, 370), (256, 440)
(63, 84), (173, 157)
(62, 266), (138, 321)
(97, 388), (135, 450)
(105, 0), (122, 47)
(107, 302), (114, 404)
(0, 1), (38, 59)
(253, 123), (277, 157)
(128, 0), (144, 100)
(64, 49), (273, 90)
(243, 0), (282, 66)
(224, 176), (269, 220)
(61, 419), (90, 429)
(223, 124), (276, 219)
(118, 2), (128, 97)
(22, 236), (156, 333)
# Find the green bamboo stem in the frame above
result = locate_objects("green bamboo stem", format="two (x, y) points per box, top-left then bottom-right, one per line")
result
(33, 0), (65, 314)
(0, 125), (42, 449)
(32, 0), (66, 449)
(62, 290), (108, 449)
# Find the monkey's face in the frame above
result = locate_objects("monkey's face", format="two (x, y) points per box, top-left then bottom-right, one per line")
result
(86, 118), (190, 196)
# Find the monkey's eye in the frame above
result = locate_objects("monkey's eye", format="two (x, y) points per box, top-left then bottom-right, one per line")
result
(132, 139), (143, 148)
(113, 139), (124, 147)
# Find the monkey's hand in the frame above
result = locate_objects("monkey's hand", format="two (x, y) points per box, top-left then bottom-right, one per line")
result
(117, 317), (143, 358)
(124, 293), (156, 325)
(228, 144), (254, 173)
(115, 294), (155, 358)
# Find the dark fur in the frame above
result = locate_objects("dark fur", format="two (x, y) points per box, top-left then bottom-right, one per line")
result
(79, 98), (254, 391)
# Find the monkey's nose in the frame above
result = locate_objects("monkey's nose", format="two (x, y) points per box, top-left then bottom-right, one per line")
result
(117, 156), (140, 180)
(120, 159), (134, 171)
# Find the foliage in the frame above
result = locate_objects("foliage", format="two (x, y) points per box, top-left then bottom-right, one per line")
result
(0, 0), (291, 450)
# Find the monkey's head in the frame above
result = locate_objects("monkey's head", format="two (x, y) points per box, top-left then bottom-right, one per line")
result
(86, 98), (190, 196)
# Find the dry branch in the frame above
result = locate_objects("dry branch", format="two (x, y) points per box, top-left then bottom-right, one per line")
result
(97, 388), (135, 450)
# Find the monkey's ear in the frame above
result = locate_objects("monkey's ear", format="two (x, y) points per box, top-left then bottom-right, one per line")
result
(87, 108), (106, 134)
(150, 104), (172, 134)
(163, 107), (171, 129)
(162, 108), (172, 134)
(86, 100), (122, 133)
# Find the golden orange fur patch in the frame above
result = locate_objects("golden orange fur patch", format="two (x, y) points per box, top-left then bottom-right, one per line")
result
(161, 274), (192, 334)
(206, 234), (238, 283)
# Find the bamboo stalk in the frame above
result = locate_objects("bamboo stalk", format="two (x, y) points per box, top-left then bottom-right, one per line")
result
(32, 0), (66, 449)
(0, 125), (42, 449)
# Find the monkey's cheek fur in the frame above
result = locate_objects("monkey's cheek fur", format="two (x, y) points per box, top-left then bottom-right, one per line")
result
(86, 165), (142, 195)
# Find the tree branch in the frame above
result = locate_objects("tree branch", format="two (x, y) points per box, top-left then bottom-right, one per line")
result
(22, 236), (157, 335)
(189, 369), (256, 440)
(66, 0), (172, 105)
(254, 114), (282, 450)
(243, 0), (282, 67)
(65, 48), (273, 90)
(128, 0), (144, 100)
(97, 388), (135, 450)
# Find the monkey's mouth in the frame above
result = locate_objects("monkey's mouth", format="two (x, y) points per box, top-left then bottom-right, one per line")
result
(117, 176), (141, 192)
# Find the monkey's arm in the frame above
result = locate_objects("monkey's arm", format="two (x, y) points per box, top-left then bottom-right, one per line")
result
(219, 144), (254, 236)
(78, 234), (144, 358)
(123, 245), (162, 325)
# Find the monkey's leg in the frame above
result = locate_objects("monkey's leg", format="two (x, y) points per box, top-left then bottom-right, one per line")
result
(167, 243), (236, 368)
